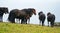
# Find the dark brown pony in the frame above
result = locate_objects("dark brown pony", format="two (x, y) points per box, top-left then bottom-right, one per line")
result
(24, 8), (36, 24)
(47, 12), (55, 27)
(38, 11), (46, 26)
(17, 8), (36, 24)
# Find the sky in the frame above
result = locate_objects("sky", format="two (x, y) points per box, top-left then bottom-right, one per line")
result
(0, 0), (60, 25)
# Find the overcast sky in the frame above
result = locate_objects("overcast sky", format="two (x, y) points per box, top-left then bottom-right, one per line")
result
(0, 0), (60, 25)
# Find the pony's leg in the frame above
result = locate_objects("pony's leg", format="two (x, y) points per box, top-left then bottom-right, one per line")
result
(39, 20), (41, 26)
(51, 21), (54, 27)
(8, 17), (15, 23)
(10, 19), (15, 23)
(50, 22), (52, 27)
(19, 19), (20, 24)
(53, 22), (54, 27)
(42, 21), (44, 26)
(0, 16), (3, 22)
(21, 19), (24, 24)
(25, 19), (27, 24)
(21, 18), (26, 24)
(48, 22), (49, 27)
(24, 19), (27, 24)
(28, 18), (30, 24)
(12, 18), (15, 23)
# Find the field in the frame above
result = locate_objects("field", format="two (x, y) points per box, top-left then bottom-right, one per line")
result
(0, 22), (60, 33)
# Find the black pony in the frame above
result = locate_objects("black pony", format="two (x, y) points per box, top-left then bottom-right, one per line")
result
(0, 7), (9, 22)
(38, 11), (46, 26)
(8, 9), (20, 23)
(47, 12), (55, 27)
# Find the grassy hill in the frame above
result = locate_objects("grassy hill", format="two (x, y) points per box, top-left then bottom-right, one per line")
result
(0, 22), (60, 33)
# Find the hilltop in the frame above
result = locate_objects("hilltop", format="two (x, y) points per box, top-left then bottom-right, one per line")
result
(0, 22), (60, 33)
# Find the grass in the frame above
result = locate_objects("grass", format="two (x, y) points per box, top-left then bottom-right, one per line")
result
(0, 22), (60, 33)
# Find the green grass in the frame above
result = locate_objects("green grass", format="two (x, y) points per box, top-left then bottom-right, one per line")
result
(0, 22), (60, 33)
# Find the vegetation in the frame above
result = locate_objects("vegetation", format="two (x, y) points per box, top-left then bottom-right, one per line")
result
(0, 22), (60, 33)
(54, 22), (60, 26)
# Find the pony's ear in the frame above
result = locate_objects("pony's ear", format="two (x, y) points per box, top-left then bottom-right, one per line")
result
(47, 12), (51, 16)
(5, 8), (9, 14)
(38, 12), (40, 15)
(32, 9), (36, 15)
